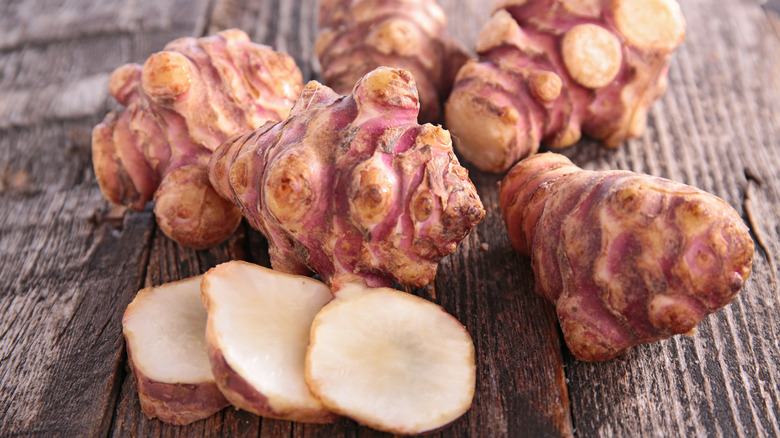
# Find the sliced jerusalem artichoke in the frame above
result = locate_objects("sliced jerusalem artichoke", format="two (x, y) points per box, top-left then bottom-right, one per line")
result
(306, 284), (476, 434)
(122, 275), (229, 425)
(201, 261), (340, 423)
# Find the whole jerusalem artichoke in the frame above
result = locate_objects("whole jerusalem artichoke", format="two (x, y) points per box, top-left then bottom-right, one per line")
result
(316, 0), (469, 123)
(499, 153), (754, 361)
(446, 0), (686, 173)
(92, 29), (303, 249)
(209, 67), (485, 289)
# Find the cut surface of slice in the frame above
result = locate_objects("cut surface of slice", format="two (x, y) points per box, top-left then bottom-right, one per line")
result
(122, 275), (229, 425)
(305, 284), (476, 434)
(201, 260), (338, 423)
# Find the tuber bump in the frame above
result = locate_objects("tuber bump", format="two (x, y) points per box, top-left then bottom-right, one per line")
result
(92, 29), (303, 249)
(445, 0), (686, 173)
(209, 67), (485, 289)
(316, 0), (469, 123)
(122, 276), (229, 425)
(499, 153), (754, 361)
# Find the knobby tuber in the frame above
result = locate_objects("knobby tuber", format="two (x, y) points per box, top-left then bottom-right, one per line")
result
(499, 153), (754, 361)
(122, 276), (229, 425)
(209, 67), (484, 289)
(316, 0), (469, 123)
(445, 0), (686, 173)
(92, 29), (303, 249)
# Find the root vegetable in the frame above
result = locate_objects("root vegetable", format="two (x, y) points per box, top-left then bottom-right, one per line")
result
(499, 153), (754, 361)
(445, 0), (686, 173)
(208, 67), (484, 289)
(316, 0), (469, 123)
(201, 261), (339, 423)
(306, 283), (476, 434)
(92, 29), (303, 249)
(122, 276), (229, 425)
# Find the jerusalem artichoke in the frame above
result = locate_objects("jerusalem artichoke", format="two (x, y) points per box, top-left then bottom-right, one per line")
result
(92, 29), (303, 249)
(307, 283), (476, 434)
(209, 67), (484, 289)
(499, 153), (754, 361)
(122, 276), (229, 425)
(201, 261), (339, 423)
(316, 0), (468, 123)
(124, 260), (476, 432)
(445, 0), (686, 173)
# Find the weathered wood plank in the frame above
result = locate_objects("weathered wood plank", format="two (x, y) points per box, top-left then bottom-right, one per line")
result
(0, 186), (153, 436)
(0, 26), (227, 131)
(0, 0), (213, 434)
(435, 170), (573, 437)
(562, 0), (780, 436)
(0, 0), (211, 52)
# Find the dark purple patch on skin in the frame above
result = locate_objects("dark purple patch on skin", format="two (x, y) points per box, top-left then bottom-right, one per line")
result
(125, 340), (229, 426)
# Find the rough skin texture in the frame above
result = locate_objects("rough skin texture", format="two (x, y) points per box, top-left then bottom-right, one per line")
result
(92, 29), (303, 249)
(316, 0), (469, 123)
(499, 153), (754, 361)
(209, 67), (485, 289)
(445, 0), (686, 173)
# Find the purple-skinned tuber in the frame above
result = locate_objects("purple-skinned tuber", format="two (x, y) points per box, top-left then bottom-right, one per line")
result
(209, 67), (485, 290)
(446, 0), (687, 173)
(316, 0), (469, 123)
(499, 153), (754, 361)
(92, 29), (303, 249)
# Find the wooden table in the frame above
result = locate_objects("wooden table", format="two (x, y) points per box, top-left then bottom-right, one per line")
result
(1, 0), (778, 436)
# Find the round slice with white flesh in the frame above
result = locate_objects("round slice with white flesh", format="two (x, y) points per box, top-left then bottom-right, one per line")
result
(305, 284), (476, 434)
(122, 275), (229, 425)
(201, 261), (339, 423)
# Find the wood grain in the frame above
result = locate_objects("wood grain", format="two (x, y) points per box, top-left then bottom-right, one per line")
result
(0, 187), (154, 436)
(0, 0), (208, 435)
(0, 0), (778, 436)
